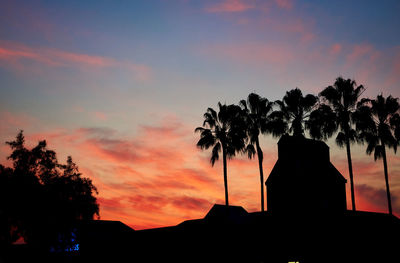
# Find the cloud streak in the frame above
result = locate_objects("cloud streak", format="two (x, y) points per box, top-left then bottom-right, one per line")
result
(1, 112), (400, 228)
(205, 0), (255, 13)
(0, 41), (151, 82)
(204, 0), (294, 13)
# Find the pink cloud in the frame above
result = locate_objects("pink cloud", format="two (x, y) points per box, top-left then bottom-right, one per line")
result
(205, 0), (255, 13)
(92, 111), (108, 121)
(345, 43), (381, 68)
(0, 41), (152, 82)
(384, 46), (400, 88)
(0, 111), (36, 132)
(204, 42), (294, 66)
(205, 0), (293, 13)
(262, 16), (315, 42)
(274, 0), (293, 9)
(329, 43), (342, 56)
(46, 49), (115, 67)
(0, 46), (37, 60)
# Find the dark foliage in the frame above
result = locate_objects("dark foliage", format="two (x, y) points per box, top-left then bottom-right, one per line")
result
(317, 77), (365, 211)
(0, 131), (99, 250)
(355, 94), (400, 214)
(195, 103), (247, 205)
(239, 93), (285, 211)
(273, 88), (318, 137)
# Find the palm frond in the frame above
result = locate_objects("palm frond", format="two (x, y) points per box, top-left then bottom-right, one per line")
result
(244, 144), (256, 159)
(207, 107), (218, 121)
(203, 112), (217, 128)
(210, 142), (221, 166)
(196, 128), (216, 150)
(266, 111), (288, 137)
(373, 145), (384, 161)
(247, 93), (262, 114)
(390, 113), (400, 143)
(385, 95), (400, 115)
(194, 127), (205, 133)
(357, 97), (372, 108)
(354, 84), (366, 100)
(353, 105), (375, 132)
(347, 129), (360, 144)
(319, 85), (340, 107)
(303, 94), (318, 111)
(335, 132), (346, 148)
(239, 99), (248, 111)
(363, 131), (379, 156)
(307, 104), (337, 140)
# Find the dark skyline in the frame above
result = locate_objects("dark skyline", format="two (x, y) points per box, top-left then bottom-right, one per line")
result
(1, 0), (400, 230)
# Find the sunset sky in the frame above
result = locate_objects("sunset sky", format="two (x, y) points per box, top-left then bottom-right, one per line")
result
(1, 0), (400, 229)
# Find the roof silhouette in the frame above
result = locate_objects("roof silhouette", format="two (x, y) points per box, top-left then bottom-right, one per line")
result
(204, 204), (248, 220)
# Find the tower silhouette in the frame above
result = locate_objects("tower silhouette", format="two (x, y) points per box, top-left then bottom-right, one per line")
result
(266, 135), (347, 213)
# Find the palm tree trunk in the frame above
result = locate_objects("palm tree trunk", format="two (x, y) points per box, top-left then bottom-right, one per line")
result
(346, 138), (356, 211)
(222, 146), (229, 206)
(255, 137), (265, 212)
(381, 143), (393, 215)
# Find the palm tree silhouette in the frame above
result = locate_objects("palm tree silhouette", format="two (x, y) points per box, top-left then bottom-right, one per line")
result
(195, 103), (247, 206)
(319, 77), (365, 211)
(307, 103), (338, 141)
(239, 93), (282, 212)
(274, 88), (318, 137)
(355, 94), (400, 215)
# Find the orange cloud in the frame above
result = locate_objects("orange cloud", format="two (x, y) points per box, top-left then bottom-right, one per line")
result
(92, 111), (108, 121)
(0, 41), (152, 82)
(10, 117), (226, 229)
(0, 111), (36, 133)
(2, 112), (399, 229)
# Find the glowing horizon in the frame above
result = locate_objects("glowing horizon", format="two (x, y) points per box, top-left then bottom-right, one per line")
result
(1, 0), (400, 230)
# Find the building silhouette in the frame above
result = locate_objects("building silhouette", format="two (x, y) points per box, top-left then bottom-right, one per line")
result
(132, 136), (400, 262)
(6, 135), (400, 262)
(266, 135), (347, 213)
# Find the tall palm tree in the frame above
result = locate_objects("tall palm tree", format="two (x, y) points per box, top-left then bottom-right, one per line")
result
(239, 93), (284, 212)
(274, 88), (318, 137)
(319, 77), (365, 211)
(355, 94), (400, 215)
(195, 102), (247, 206)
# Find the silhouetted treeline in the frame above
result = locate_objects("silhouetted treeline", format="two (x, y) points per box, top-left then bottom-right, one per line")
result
(0, 131), (99, 251)
(196, 76), (400, 214)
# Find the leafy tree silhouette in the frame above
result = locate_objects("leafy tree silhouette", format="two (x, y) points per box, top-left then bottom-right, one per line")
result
(355, 94), (400, 215)
(239, 93), (285, 212)
(318, 77), (365, 211)
(195, 103), (247, 206)
(0, 164), (15, 246)
(273, 88), (318, 137)
(0, 130), (99, 250)
(58, 156), (99, 220)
